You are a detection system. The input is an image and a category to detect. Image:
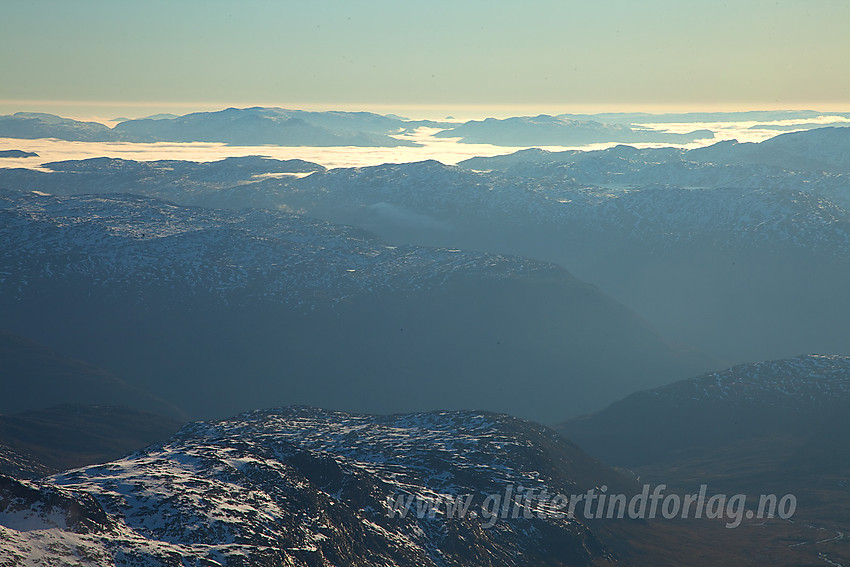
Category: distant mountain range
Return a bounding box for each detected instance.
[9,107,848,150]
[433,114,714,146]
[0,189,714,422]
[0,113,117,142]
[555,109,850,125]
[460,125,850,195]
[111,107,427,146]
[5,126,848,363]
[0,108,434,147]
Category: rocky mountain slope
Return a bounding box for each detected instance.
[0,407,627,566]
[1,405,846,566]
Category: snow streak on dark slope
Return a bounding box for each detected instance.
[0,408,624,566]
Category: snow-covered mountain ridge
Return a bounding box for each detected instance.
[6,141,848,257]
[645,354,850,408]
[0,407,619,566]
[0,189,547,309]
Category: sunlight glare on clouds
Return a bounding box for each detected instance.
[636,115,850,145]
[0,119,799,172]
[4,117,845,172]
[0,130,525,170]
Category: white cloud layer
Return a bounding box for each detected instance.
[1,120,841,172]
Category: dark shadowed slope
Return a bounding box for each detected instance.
[0,330,184,420]
[556,354,850,566]
[0,190,718,422]
[0,405,183,478]
[557,354,850,469]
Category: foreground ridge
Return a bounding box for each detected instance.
[0,407,623,566]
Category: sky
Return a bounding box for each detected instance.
[2,0,850,119]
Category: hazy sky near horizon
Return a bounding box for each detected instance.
[2,0,849,117]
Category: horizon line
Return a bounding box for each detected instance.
[3,99,850,123]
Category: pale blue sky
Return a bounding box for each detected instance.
[2,0,849,117]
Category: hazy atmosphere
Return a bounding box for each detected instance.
[3,0,850,117]
[2,2,850,566]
